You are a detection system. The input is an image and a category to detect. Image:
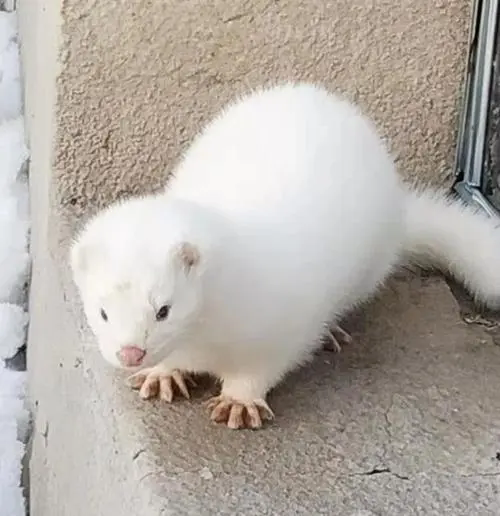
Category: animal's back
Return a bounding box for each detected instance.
[170,83,398,219]
[169,83,405,323]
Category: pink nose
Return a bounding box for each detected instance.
[117,346,146,367]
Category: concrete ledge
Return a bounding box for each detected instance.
[19,0,500,514]
[29,257,500,514]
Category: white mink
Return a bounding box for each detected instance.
[70,82,500,429]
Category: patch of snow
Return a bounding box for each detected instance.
[0,366,28,515]
[0,10,16,49]
[0,11,21,120]
[0,118,29,187]
[0,173,30,303]
[0,9,31,516]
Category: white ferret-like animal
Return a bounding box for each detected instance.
[70,83,500,429]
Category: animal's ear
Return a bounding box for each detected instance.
[175,242,201,274]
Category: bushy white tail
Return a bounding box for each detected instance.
[403,188,500,308]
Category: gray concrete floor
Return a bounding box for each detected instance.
[134,270,500,515]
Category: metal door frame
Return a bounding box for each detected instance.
[454,0,500,218]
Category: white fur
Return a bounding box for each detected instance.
[403,187,500,308]
[70,82,500,404]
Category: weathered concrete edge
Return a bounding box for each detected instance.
[16,2,177,514]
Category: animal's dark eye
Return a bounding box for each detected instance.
[100,308,108,322]
[156,305,170,321]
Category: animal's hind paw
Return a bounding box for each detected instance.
[322,323,353,352]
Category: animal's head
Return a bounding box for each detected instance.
[70,197,209,369]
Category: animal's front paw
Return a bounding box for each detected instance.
[126,367,196,402]
[205,395,274,430]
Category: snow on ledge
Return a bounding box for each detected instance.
[0,8,31,516]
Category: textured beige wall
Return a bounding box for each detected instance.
[19,0,473,514]
[55,0,471,221]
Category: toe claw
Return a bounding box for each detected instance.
[323,323,353,353]
[244,404,262,429]
[255,400,274,421]
[172,370,191,399]
[323,334,342,352]
[139,380,156,399]
[204,396,221,411]
[228,404,245,429]
[159,375,174,402]
[210,399,232,423]
[126,373,147,390]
